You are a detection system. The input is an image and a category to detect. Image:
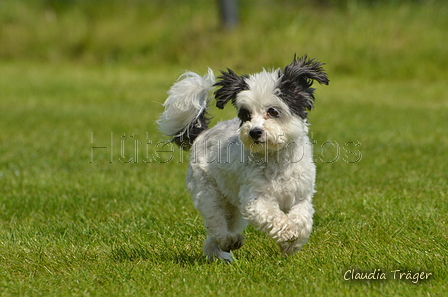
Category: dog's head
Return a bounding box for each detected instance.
[214,55,329,153]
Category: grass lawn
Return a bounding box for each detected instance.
[0,1,447,296]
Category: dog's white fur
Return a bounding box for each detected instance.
[158,56,328,261]
[158,69,215,138]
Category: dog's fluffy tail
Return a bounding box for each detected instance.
[158,69,215,150]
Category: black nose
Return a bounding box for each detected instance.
[249,127,263,140]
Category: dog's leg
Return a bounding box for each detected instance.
[278,198,314,255]
[242,198,300,244]
[225,202,247,250]
[193,188,244,262]
[203,237,234,262]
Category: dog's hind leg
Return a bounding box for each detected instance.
[203,236,233,262]
[224,201,247,251]
[192,186,245,262]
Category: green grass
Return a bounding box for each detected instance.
[1,1,447,296]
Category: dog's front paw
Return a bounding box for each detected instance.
[279,226,299,243]
[215,233,245,252]
[271,219,300,243]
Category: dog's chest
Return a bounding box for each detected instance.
[262,166,301,207]
[216,160,306,209]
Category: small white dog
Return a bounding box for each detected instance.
[158,55,329,262]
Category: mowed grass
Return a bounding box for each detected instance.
[1,1,448,296]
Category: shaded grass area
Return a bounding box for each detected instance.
[1,0,447,79]
[1,1,447,296]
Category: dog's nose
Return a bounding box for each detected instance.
[249,127,263,140]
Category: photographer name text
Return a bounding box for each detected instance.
[343,269,432,284]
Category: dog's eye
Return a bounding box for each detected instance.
[267,108,280,118]
[238,108,251,122]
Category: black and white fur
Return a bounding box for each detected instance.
[158,55,329,261]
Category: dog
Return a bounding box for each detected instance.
[158,55,329,262]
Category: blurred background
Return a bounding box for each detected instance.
[1,0,447,78]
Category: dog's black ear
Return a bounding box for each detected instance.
[283,54,329,87]
[279,55,329,118]
[214,68,249,109]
